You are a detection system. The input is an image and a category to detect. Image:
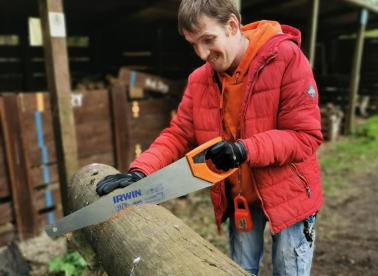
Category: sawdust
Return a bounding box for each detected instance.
[64,231,74,242]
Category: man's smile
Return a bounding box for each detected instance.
[209,54,219,63]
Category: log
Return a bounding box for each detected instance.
[68,163,248,276]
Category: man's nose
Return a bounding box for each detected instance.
[197,46,209,61]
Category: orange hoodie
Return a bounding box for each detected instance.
[217,21,282,207]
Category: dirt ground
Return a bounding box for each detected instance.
[312,172,378,276]
[309,141,378,276]
[259,165,378,276]
[163,141,378,276]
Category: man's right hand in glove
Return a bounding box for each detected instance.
[96,171,146,196]
[205,140,247,171]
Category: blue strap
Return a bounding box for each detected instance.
[130,70,136,87]
[35,111,54,223]
[41,146,49,164]
[48,212,55,225]
[43,166,50,183]
[45,190,53,208]
[35,112,44,147]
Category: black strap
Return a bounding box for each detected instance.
[303,212,317,246]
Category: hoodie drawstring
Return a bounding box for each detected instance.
[235,72,240,84]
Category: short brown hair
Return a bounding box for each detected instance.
[178,0,241,35]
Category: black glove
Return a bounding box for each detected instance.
[205,140,247,171]
[96,171,146,196]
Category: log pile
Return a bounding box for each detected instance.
[67,163,248,276]
[320,103,344,141]
[118,68,186,100]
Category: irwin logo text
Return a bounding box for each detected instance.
[113,189,142,203]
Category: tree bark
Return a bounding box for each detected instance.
[68,163,248,276]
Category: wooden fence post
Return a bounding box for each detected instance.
[307,0,320,69]
[0,94,39,240]
[39,0,78,216]
[345,8,368,134]
[110,84,130,173]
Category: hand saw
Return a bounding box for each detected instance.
[45,137,236,237]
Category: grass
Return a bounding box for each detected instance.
[316,116,378,240]
[319,116,378,198]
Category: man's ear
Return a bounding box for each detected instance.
[229,14,240,35]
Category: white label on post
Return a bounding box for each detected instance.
[29,18,43,46]
[49,12,66,37]
[71,93,83,107]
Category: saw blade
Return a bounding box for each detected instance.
[45,157,212,237]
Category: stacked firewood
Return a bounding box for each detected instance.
[320,103,344,141]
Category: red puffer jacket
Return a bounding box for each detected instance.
[130,25,323,235]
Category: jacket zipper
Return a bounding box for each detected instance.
[235,71,240,84]
[243,53,278,136]
[214,81,225,234]
[242,53,278,237]
[289,163,311,198]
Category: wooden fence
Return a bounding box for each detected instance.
[0,82,181,246]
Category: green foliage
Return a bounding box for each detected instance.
[353,116,378,141]
[48,251,87,276]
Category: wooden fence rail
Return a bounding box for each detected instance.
[0,84,181,247]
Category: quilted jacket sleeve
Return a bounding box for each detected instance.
[129,75,197,176]
[242,41,323,167]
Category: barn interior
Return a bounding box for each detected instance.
[0,0,377,251]
[0,0,377,104]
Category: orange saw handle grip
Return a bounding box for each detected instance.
[186,137,238,183]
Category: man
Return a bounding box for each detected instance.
[96,0,323,275]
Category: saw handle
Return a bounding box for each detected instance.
[186,137,238,183]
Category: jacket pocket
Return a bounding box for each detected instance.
[289,163,311,198]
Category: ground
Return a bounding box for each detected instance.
[161,132,378,276]
[5,119,377,276]
[259,163,378,276]
[311,170,378,276]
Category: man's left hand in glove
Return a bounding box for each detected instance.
[96,171,146,196]
[205,140,248,171]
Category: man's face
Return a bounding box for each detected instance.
[183,15,237,72]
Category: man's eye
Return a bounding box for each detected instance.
[205,38,214,44]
